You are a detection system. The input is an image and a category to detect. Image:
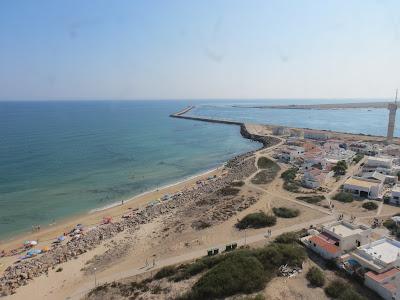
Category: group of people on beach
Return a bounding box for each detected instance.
[31,225,41,232]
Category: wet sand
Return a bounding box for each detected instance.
[0,167,222,254]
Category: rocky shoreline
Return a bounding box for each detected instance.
[0,126,277,297]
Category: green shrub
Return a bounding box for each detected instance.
[173,256,228,282]
[333,160,348,176]
[281,168,298,181]
[338,288,365,300]
[283,181,300,192]
[383,219,396,230]
[296,195,325,204]
[250,158,280,185]
[352,154,364,164]
[188,254,266,299]
[254,242,306,269]
[273,207,300,218]
[382,219,400,239]
[281,168,301,192]
[230,180,245,187]
[257,157,278,169]
[325,280,349,298]
[169,237,307,299]
[274,232,299,244]
[251,169,279,185]
[154,266,176,279]
[362,201,378,210]
[333,192,353,203]
[324,279,365,299]
[306,266,325,287]
[236,212,276,229]
[217,186,240,196]
[243,294,265,300]
[325,259,338,270]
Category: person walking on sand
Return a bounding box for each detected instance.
[152,258,155,267]
[145,258,148,267]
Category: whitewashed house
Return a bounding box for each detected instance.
[304,130,331,140]
[302,221,372,260]
[349,238,400,300]
[343,176,383,199]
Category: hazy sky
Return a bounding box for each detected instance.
[0,0,400,100]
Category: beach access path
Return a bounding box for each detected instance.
[66,213,335,300]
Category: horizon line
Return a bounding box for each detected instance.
[0,97,395,102]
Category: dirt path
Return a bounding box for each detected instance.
[66,214,335,300]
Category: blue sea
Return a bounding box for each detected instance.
[0,99,397,240]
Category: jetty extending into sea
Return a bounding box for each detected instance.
[231,101,395,110]
[170,106,242,126]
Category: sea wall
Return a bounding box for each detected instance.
[239,124,280,148]
[170,106,280,148]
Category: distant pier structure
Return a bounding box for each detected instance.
[386,89,398,144]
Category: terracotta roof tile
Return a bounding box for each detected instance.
[309,235,340,254]
[366,268,400,283]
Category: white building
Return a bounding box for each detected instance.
[361,171,398,184]
[278,146,305,163]
[350,237,400,273]
[302,168,333,189]
[349,142,379,156]
[349,237,400,300]
[302,221,372,260]
[272,126,290,136]
[304,130,331,140]
[343,176,383,199]
[363,156,396,175]
[365,268,400,300]
[366,157,394,169]
[391,186,400,206]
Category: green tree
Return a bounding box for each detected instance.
[333,160,348,176]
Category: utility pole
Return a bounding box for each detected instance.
[93,267,97,287]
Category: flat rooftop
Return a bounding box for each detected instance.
[326,223,363,237]
[367,157,392,163]
[344,177,381,189]
[359,238,400,264]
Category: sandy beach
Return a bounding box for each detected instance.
[0,167,223,254]
[0,122,396,299]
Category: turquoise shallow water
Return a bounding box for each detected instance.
[0,101,259,240]
[190,100,399,137]
[0,99,396,240]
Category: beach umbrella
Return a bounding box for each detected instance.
[30,241,38,246]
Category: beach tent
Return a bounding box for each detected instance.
[57,236,65,241]
[102,217,112,224]
[26,249,41,256]
[24,240,37,247]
